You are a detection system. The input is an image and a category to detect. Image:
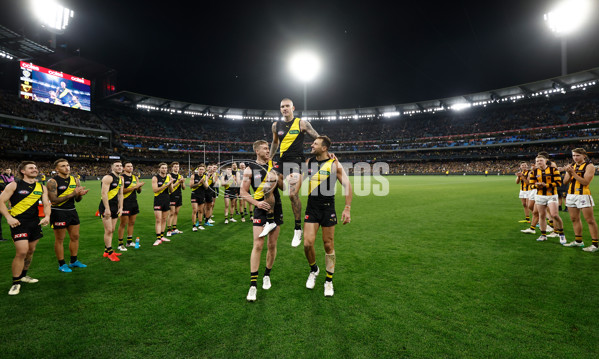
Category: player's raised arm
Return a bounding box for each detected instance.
[301,120,320,140]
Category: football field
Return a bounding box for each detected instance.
[1,175,599,358]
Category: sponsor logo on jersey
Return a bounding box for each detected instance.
[305,215,309,220]
[289,130,300,134]
[54,222,66,226]
[154,206,161,210]
[18,190,29,195]
[33,191,42,195]
[319,170,331,175]
[14,233,28,239]
[122,210,130,214]
[253,218,262,224]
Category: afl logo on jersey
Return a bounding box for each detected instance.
[278,131,285,136]
[18,190,29,195]
[58,186,67,190]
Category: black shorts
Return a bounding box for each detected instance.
[205,190,214,204]
[99,201,119,218]
[170,194,182,207]
[153,198,170,212]
[122,201,140,216]
[304,200,337,227]
[252,201,284,227]
[273,156,304,175]
[50,209,80,229]
[11,219,43,242]
[224,188,236,199]
[191,191,206,204]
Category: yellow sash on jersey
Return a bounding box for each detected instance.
[58,88,70,99]
[154,174,171,197]
[192,174,205,192]
[253,161,274,200]
[309,159,335,194]
[124,175,138,199]
[280,118,301,157]
[107,176,123,200]
[170,174,182,193]
[9,182,43,217]
[207,175,213,186]
[55,176,76,207]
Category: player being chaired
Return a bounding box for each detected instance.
[302,136,352,297]
[241,140,284,302]
[46,159,89,272]
[562,148,599,251]
[270,98,322,247]
[119,162,144,249]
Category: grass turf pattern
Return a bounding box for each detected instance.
[1,175,599,358]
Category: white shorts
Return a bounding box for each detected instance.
[566,194,595,209]
[519,190,530,199]
[528,189,537,201]
[535,194,558,206]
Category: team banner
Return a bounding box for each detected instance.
[19,61,91,111]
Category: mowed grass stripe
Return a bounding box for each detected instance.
[1,175,598,358]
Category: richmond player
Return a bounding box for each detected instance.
[302,136,352,297]
[118,162,144,249]
[152,163,174,246]
[0,161,51,296]
[190,164,209,231]
[167,162,185,236]
[270,98,321,247]
[241,140,284,302]
[46,159,89,272]
[99,160,124,261]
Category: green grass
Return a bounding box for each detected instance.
[1,175,599,358]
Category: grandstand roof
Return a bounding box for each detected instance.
[101,67,599,120]
[0,24,53,61]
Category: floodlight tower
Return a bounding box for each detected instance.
[289,51,321,111]
[30,0,75,48]
[544,0,592,76]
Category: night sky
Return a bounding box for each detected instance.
[2,0,599,110]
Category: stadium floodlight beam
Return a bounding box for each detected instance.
[31,0,74,34]
[289,51,321,111]
[544,0,593,76]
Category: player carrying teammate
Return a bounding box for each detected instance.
[241,140,284,302]
[46,159,89,272]
[99,160,124,261]
[0,161,51,295]
[302,136,352,297]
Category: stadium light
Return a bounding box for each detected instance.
[31,0,74,33]
[544,0,593,76]
[289,51,321,111]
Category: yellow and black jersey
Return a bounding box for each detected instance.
[101,173,122,205]
[530,167,562,196]
[520,170,530,191]
[123,174,139,202]
[248,161,280,202]
[9,180,43,221]
[154,174,171,200]
[568,162,592,195]
[169,173,183,195]
[307,158,337,203]
[276,118,304,160]
[52,175,77,209]
[191,174,206,193]
[58,87,73,104]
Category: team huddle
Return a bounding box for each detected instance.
[516,149,598,251]
[0,98,353,301]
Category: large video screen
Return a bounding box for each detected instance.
[19,61,91,111]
